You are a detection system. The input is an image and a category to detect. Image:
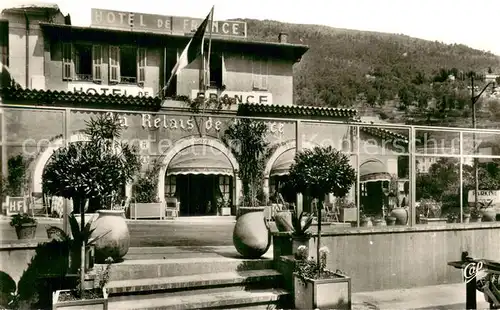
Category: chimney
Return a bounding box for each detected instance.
[278,32,288,44]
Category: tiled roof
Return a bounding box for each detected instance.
[353,119,409,144]
[1,87,162,110]
[238,103,358,118]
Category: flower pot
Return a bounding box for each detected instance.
[462,214,470,224]
[481,208,497,222]
[360,218,372,227]
[274,210,293,232]
[52,288,108,310]
[292,236,310,258]
[15,223,37,240]
[373,219,384,226]
[390,208,408,225]
[294,272,351,310]
[233,207,271,259]
[90,210,130,263]
[385,216,396,226]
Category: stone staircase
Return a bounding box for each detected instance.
[103,246,291,309]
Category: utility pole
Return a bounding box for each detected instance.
[470,73,494,209]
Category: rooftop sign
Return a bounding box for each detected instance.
[90,8,247,38]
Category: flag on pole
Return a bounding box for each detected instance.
[161,7,214,96]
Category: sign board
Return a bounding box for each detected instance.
[68,83,154,97]
[91,8,247,38]
[191,90,273,105]
[5,197,28,216]
[468,190,500,208]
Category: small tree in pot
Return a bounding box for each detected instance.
[287,146,356,275]
[42,113,140,297]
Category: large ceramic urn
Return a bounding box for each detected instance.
[233,207,271,259]
[91,210,130,263]
[390,207,408,225]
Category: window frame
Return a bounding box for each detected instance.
[251,56,269,91]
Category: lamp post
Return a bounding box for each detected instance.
[470,74,494,208]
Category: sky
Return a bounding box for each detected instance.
[2,0,500,55]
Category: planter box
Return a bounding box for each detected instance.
[420,217,448,225]
[272,233,293,260]
[340,208,358,222]
[52,288,108,310]
[130,202,164,219]
[221,207,231,216]
[294,272,351,310]
[15,223,37,240]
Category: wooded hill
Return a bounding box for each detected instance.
[240,18,500,127]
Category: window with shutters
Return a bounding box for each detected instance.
[62,43,73,81]
[92,45,103,82]
[109,46,120,83]
[74,44,92,81]
[137,48,146,85]
[252,57,269,90]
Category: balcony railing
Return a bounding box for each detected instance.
[121,76,137,84]
[75,74,93,82]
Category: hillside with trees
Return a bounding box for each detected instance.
[240,19,500,127]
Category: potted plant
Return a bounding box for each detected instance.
[10,213,37,240]
[131,163,163,219]
[216,196,231,216]
[287,146,356,309]
[46,214,110,273]
[372,215,385,226]
[52,257,113,310]
[446,212,459,223]
[42,113,140,296]
[417,198,445,224]
[224,118,271,259]
[470,206,483,222]
[294,245,351,309]
[462,207,471,223]
[478,199,497,222]
[385,215,396,226]
[337,198,357,222]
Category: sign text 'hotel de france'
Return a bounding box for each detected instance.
[91,8,247,38]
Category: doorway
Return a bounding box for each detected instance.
[175,175,233,216]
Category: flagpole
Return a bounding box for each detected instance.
[206,6,214,90]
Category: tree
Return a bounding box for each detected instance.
[223,119,270,207]
[287,146,356,276]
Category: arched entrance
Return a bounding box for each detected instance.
[359,159,392,216]
[264,140,318,210]
[30,132,132,213]
[157,137,240,216]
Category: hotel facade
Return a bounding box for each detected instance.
[0,4,420,218]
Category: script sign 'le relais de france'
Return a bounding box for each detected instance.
[91,8,247,38]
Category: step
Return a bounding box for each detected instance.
[106,269,282,294]
[108,287,291,310]
[107,257,274,281]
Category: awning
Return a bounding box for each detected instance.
[167,145,234,176]
[270,149,295,176]
[359,159,391,182]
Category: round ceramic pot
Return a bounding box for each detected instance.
[233,207,271,259]
[360,218,372,227]
[481,208,497,222]
[390,208,408,225]
[385,216,396,226]
[91,210,130,263]
[274,210,293,232]
[462,214,470,224]
[373,219,384,227]
[15,224,37,240]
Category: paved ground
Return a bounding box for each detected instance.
[0,217,235,246]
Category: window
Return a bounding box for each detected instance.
[120,47,137,84]
[208,53,224,89]
[110,46,147,85]
[165,176,177,198]
[62,43,102,82]
[218,176,232,202]
[62,43,72,81]
[74,44,92,81]
[252,57,269,90]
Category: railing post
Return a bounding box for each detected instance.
[295,120,303,214]
[409,126,416,226]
